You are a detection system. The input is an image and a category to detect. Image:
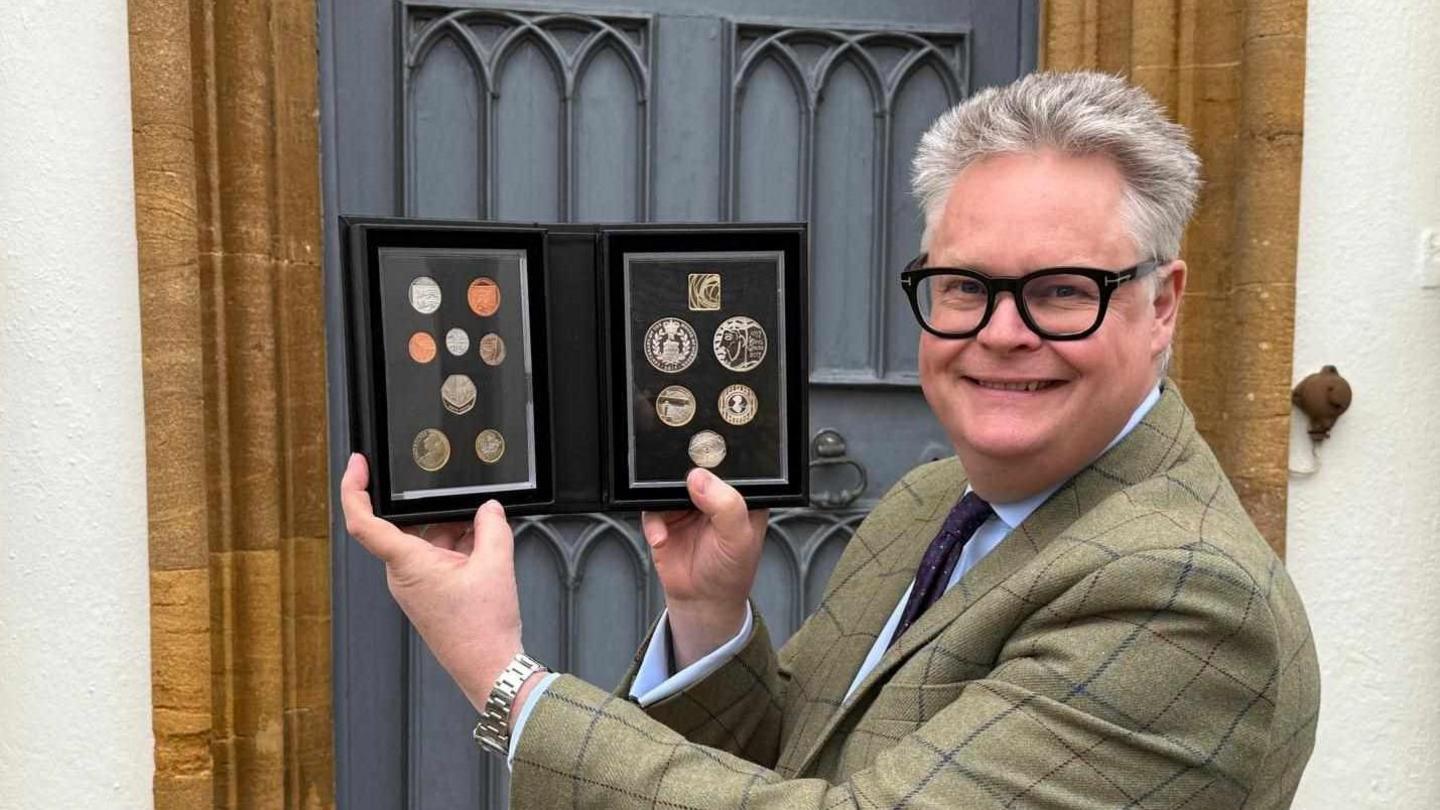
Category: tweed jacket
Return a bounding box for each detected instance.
[511,385,1320,808]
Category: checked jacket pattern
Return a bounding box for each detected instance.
[511,384,1320,808]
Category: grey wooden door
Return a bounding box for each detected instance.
[320,1,1035,806]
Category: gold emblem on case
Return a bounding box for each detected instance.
[412,428,451,472]
[441,374,477,415]
[475,429,506,464]
[687,273,721,311]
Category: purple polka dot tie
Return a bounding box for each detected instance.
[887,491,994,650]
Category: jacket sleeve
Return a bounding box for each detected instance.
[509,548,1283,809]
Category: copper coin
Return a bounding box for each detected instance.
[475,429,506,464]
[478,332,506,366]
[412,428,451,472]
[408,331,437,364]
[468,277,500,317]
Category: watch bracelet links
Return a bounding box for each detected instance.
[472,651,547,756]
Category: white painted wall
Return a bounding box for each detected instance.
[1287,1,1440,807]
[0,2,155,809]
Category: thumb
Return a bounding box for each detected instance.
[467,499,514,566]
[686,468,753,543]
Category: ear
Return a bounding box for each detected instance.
[1150,260,1186,356]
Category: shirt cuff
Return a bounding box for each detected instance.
[506,671,560,767]
[628,603,754,706]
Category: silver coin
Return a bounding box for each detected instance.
[478,332,506,366]
[688,273,721,311]
[687,429,727,469]
[409,276,442,314]
[440,374,477,415]
[712,316,767,372]
[475,429,505,464]
[644,317,699,373]
[412,428,451,472]
[718,383,758,426]
[655,385,696,427]
[445,327,470,356]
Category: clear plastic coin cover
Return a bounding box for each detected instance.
[622,251,788,487]
[378,246,537,499]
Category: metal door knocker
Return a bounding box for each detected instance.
[808,428,868,508]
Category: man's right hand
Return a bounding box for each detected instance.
[640,468,768,669]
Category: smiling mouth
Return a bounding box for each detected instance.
[966,377,1065,392]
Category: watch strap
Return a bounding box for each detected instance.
[472,652,546,756]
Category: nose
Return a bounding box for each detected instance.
[975,292,1042,350]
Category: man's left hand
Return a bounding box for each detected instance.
[340,453,523,712]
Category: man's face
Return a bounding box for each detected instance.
[918,149,1185,500]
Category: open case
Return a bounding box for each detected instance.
[342,217,807,524]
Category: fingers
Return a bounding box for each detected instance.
[685,468,754,543]
[341,453,420,563]
[467,500,513,568]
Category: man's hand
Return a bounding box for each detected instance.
[340,453,532,716]
[641,468,768,668]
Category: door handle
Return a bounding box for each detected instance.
[808,428,868,509]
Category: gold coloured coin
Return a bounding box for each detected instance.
[445,327,470,356]
[409,276,442,314]
[713,316,767,372]
[687,430,727,469]
[655,385,696,427]
[688,273,721,311]
[412,428,451,472]
[475,429,506,464]
[440,374,477,415]
[644,317,699,373]
[718,384,758,426]
[468,277,500,317]
[478,332,506,366]
[408,331,437,364]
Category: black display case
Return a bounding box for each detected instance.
[342,217,807,523]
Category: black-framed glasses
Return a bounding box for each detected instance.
[899,255,1165,340]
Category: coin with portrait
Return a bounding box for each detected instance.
[445,327,470,356]
[412,428,451,472]
[408,331,437,364]
[475,429,506,464]
[718,383,758,426]
[468,277,500,317]
[655,385,696,427]
[440,374,477,415]
[409,276,442,314]
[687,429,727,469]
[644,317,698,373]
[713,316,767,372]
[478,332,506,366]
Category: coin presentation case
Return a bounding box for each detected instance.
[342,217,807,524]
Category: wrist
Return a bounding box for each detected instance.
[507,668,548,728]
[666,598,748,669]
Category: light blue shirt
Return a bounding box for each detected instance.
[509,385,1163,763]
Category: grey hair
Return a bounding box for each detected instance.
[911,71,1202,262]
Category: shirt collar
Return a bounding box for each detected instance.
[974,383,1164,529]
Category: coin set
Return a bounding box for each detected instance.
[403,275,510,472]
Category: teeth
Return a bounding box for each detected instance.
[976,379,1050,391]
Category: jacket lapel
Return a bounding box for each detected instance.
[790,384,1196,776]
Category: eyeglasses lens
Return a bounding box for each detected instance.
[916,272,1103,337]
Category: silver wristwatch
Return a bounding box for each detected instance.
[472,652,547,756]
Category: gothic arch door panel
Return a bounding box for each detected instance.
[320,2,1036,806]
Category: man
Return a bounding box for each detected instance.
[342,71,1319,807]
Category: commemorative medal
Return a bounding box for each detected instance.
[718,384,758,426]
[687,273,721,311]
[713,316,767,372]
[655,385,696,427]
[408,331,437,364]
[644,317,699,373]
[409,276,442,314]
[412,428,451,472]
[687,430,727,469]
[445,327,470,356]
[440,374,477,415]
[478,332,506,366]
[468,277,500,317]
[475,429,506,464]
